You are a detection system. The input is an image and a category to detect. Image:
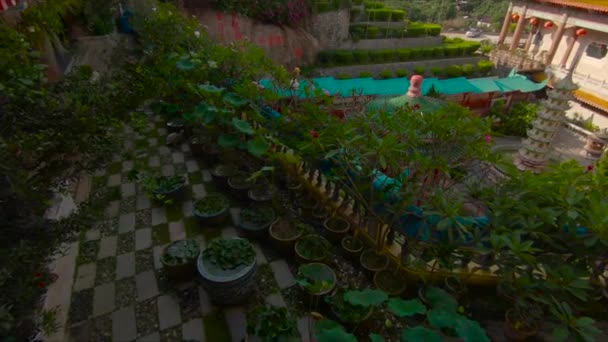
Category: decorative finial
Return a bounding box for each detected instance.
[407,75,423,98]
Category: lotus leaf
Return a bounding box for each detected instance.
[402,326,444,342]
[344,289,388,307]
[388,298,427,317]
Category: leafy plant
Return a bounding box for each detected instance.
[490,102,537,137]
[202,238,255,270]
[162,240,200,266]
[295,235,331,260]
[194,194,229,216]
[550,299,600,342]
[246,305,299,341]
[240,206,276,227]
[297,263,335,294]
[129,171,184,204]
[387,298,427,317]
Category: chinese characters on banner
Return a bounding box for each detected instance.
[215,12,303,59]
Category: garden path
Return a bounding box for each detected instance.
[64,111,309,342]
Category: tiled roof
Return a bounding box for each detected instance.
[538,0,608,13]
[575,89,608,113]
[260,73,547,99]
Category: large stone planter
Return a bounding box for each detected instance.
[197,241,257,305]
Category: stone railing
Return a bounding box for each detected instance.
[490,48,545,71]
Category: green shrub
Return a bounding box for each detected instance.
[352,0,364,3]
[337,73,351,80]
[359,71,373,78]
[379,69,393,79]
[409,48,421,59]
[431,67,444,77]
[364,1,384,9]
[367,26,379,38]
[461,64,475,76]
[395,69,409,77]
[420,48,434,57]
[397,49,411,60]
[368,50,385,63]
[315,1,331,12]
[366,9,406,21]
[445,65,463,78]
[413,66,426,75]
[378,49,396,62]
[333,50,354,65]
[352,50,370,63]
[464,42,482,54]
[478,60,495,75]
[405,22,442,37]
[490,102,537,137]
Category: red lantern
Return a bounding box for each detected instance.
[511,13,520,22]
[576,28,587,37]
[529,17,539,26]
[544,21,554,29]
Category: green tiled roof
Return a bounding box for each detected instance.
[259,72,546,99]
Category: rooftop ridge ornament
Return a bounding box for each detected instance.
[407,75,423,98]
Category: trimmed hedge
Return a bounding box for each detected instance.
[413,66,426,75]
[350,22,441,39]
[366,9,406,21]
[461,64,475,76]
[359,71,373,78]
[317,41,482,66]
[364,1,384,9]
[314,0,350,13]
[431,67,444,77]
[396,69,409,77]
[478,60,495,75]
[379,69,393,79]
[445,65,463,77]
[337,73,351,80]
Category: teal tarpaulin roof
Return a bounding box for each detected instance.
[260,72,546,98]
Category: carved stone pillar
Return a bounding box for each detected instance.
[545,13,569,65]
[498,2,514,45]
[509,6,528,51]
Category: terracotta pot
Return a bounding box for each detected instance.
[269,219,303,255]
[323,217,350,243]
[341,236,364,261]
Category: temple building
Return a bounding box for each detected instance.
[491,0,608,113]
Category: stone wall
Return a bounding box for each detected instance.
[308,9,351,49]
[315,56,487,77]
[339,36,444,50]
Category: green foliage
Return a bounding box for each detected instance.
[445,65,463,78]
[402,326,443,342]
[461,64,475,76]
[489,102,537,137]
[83,0,117,35]
[240,206,276,227]
[569,113,600,132]
[366,8,406,22]
[295,235,331,260]
[413,66,426,75]
[364,1,385,9]
[337,73,352,80]
[430,67,444,77]
[350,22,441,39]
[162,240,200,265]
[388,298,427,317]
[379,69,393,79]
[477,60,495,75]
[194,194,229,216]
[359,71,374,78]
[215,0,312,26]
[203,238,255,270]
[395,69,409,77]
[317,41,481,66]
[247,305,299,340]
[297,263,335,294]
[550,299,600,342]
[344,289,388,307]
[314,320,358,342]
[18,0,83,46]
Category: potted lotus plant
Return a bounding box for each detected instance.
[297,263,337,297]
[323,216,350,243]
[193,193,230,226]
[295,235,332,264]
[129,170,185,205]
[238,206,276,238]
[227,171,254,201]
[161,239,200,280]
[211,164,237,188]
[341,236,364,261]
[198,238,257,305]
